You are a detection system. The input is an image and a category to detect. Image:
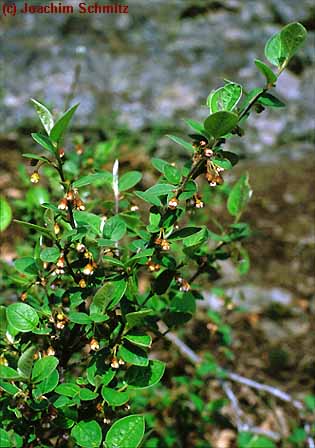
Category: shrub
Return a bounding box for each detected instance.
[0,23,311,448]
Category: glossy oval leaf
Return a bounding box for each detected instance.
[204,111,238,138]
[6,303,39,333]
[33,369,59,399]
[93,279,127,312]
[118,344,149,367]
[71,420,102,448]
[101,386,129,406]
[50,103,79,144]
[227,173,252,217]
[254,59,277,85]
[124,334,152,348]
[17,345,37,378]
[265,22,307,67]
[208,83,242,113]
[119,171,142,192]
[0,366,20,380]
[31,99,54,135]
[13,257,38,276]
[40,247,60,263]
[166,135,195,153]
[126,360,165,389]
[104,415,145,448]
[32,356,59,383]
[31,132,56,154]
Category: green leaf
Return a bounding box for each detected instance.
[104,415,145,448]
[304,394,315,411]
[227,173,252,217]
[204,111,238,138]
[185,119,208,136]
[126,360,165,389]
[183,227,207,247]
[13,257,38,276]
[56,382,81,397]
[40,247,60,263]
[0,429,10,448]
[31,99,54,135]
[6,303,39,333]
[50,103,79,144]
[79,388,98,401]
[151,158,170,174]
[254,59,277,85]
[178,180,197,201]
[73,211,102,235]
[258,93,285,108]
[22,153,50,163]
[118,344,149,367]
[17,345,37,378]
[212,158,233,170]
[248,436,276,448]
[0,365,20,380]
[169,226,203,241]
[119,171,142,191]
[125,310,153,330]
[14,220,53,239]
[265,22,307,68]
[207,83,242,113]
[32,356,59,383]
[101,386,129,406]
[124,334,152,348]
[72,172,112,188]
[31,132,56,154]
[92,279,127,312]
[0,306,7,336]
[33,369,59,399]
[144,183,176,197]
[164,165,181,184]
[71,420,102,448]
[0,380,20,395]
[103,216,126,241]
[166,135,195,153]
[68,312,92,325]
[0,196,12,232]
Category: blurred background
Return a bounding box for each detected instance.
[0,0,314,445]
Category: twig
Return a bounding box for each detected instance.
[112,159,120,255]
[64,63,81,111]
[225,371,304,411]
[159,322,312,443]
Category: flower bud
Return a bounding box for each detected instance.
[58,198,68,210]
[204,148,214,157]
[75,198,85,211]
[79,279,87,288]
[30,172,40,183]
[54,223,60,235]
[161,239,170,251]
[76,243,86,253]
[168,197,179,210]
[90,338,99,351]
[66,190,74,201]
[20,292,27,302]
[110,358,120,369]
[46,347,55,356]
[83,263,94,276]
[59,148,65,158]
[195,199,204,209]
